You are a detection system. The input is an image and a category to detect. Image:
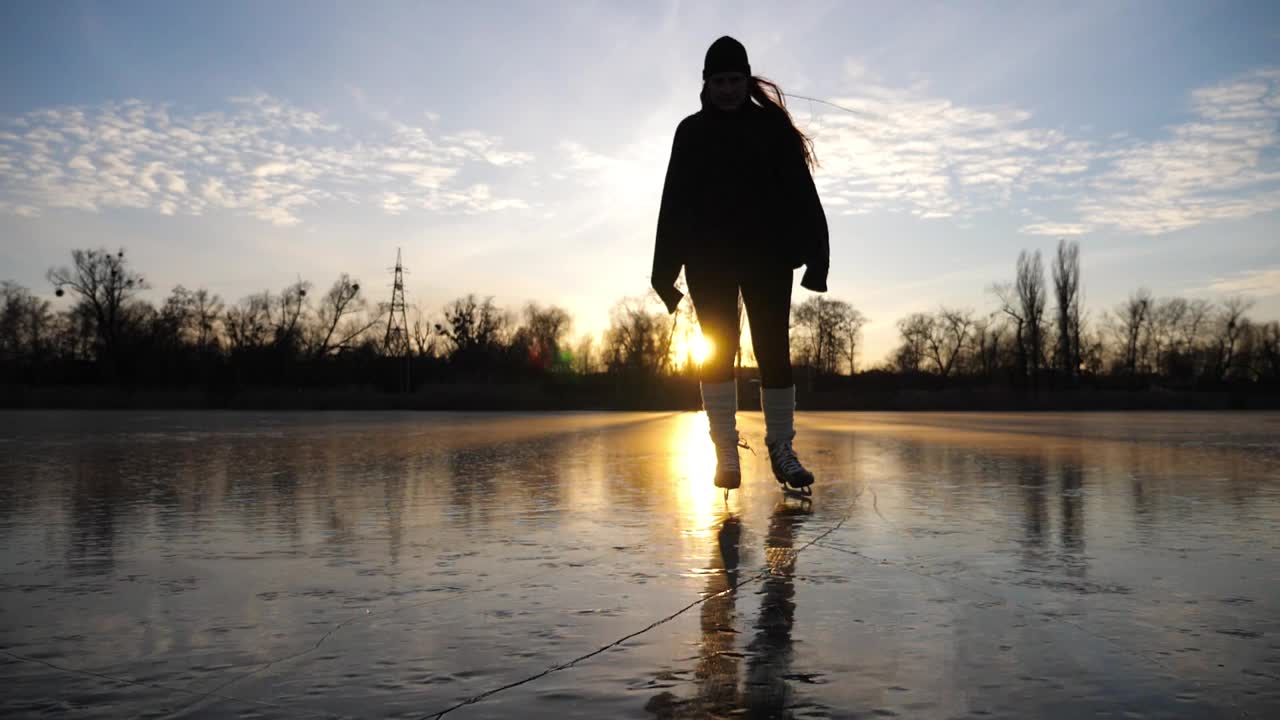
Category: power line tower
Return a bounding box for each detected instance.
[383,248,411,391]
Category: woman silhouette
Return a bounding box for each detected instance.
[652,36,829,494]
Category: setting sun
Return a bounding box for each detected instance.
[690,332,713,366]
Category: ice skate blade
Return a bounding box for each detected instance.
[781,485,813,500]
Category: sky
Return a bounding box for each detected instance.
[2,0,1279,365]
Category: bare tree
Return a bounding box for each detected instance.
[409,307,441,357]
[990,250,1048,387]
[1211,297,1254,381]
[603,295,673,373]
[1051,239,1081,380]
[1256,321,1280,382]
[841,307,868,374]
[225,291,273,352]
[572,332,598,375]
[1017,250,1047,387]
[272,280,311,352]
[47,248,149,362]
[991,283,1026,381]
[157,286,195,349]
[792,296,859,375]
[190,289,224,351]
[894,308,972,380]
[154,286,223,352]
[1079,324,1106,376]
[59,300,98,361]
[969,315,1006,378]
[932,307,973,380]
[1147,297,1186,376]
[435,294,509,359]
[0,282,53,362]
[310,274,378,359]
[1112,289,1152,376]
[894,312,931,373]
[516,302,573,370]
[1180,299,1212,348]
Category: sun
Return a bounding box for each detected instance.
[690,332,713,366]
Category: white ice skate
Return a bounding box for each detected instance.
[762,385,814,499]
[702,380,741,497]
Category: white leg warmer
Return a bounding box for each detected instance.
[760,385,797,446]
[700,380,740,471]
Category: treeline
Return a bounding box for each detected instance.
[886,240,1279,390]
[0,243,1276,409]
[0,248,581,391]
[0,247,863,391]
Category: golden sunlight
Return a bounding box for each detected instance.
[674,327,715,370]
[670,412,722,534]
[690,331,713,366]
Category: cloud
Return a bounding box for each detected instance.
[773,65,1280,237]
[560,141,616,172]
[794,83,1088,222]
[1200,266,1280,297]
[6,67,1278,239]
[1073,69,1280,235]
[0,201,40,218]
[554,136,669,221]
[446,130,534,167]
[1020,222,1089,236]
[0,96,532,225]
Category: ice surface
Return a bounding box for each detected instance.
[1,410,1278,718]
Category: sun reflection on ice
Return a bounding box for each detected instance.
[669,411,723,538]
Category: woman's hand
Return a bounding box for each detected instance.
[800,265,827,293]
[656,285,684,314]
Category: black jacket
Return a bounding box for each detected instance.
[651,100,829,310]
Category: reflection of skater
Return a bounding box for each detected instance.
[676,506,811,718]
[744,502,809,715]
[691,515,743,714]
[652,36,829,494]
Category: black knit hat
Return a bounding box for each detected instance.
[702,36,750,80]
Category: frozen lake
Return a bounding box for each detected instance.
[2,410,1278,719]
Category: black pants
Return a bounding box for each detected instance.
[687,265,794,388]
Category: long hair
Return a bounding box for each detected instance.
[750,77,818,171]
[699,76,819,171]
